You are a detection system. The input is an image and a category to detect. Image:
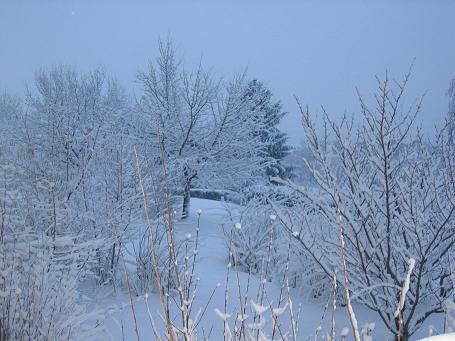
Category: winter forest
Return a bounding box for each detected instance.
[1,2,454,341]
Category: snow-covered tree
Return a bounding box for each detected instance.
[137,40,271,218]
[282,141,318,186]
[274,73,455,340]
[0,92,22,159]
[22,66,133,281]
[224,196,285,277]
[0,154,103,340]
[242,79,292,182]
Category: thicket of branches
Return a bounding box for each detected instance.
[271,73,455,340]
[0,40,291,339]
[137,40,290,219]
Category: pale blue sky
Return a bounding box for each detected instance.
[1,0,454,144]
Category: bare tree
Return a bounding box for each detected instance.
[274,73,455,340]
[23,66,132,281]
[138,39,270,218]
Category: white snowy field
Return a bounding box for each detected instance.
[83,198,446,340]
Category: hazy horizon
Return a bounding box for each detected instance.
[1,0,454,144]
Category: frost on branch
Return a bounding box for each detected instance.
[275,73,455,339]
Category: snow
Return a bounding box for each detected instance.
[394,258,416,318]
[340,327,349,337]
[418,334,455,341]
[1,2,453,335]
[214,308,231,322]
[250,300,269,315]
[93,198,446,340]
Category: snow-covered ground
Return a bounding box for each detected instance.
[85,198,446,340]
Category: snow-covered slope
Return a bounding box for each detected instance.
[418,334,455,341]
[92,198,447,340]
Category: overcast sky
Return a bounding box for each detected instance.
[1,0,454,144]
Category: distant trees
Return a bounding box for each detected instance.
[138,40,280,218]
[282,141,317,187]
[274,73,455,340]
[0,93,22,158]
[447,77,455,145]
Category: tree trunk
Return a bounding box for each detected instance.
[394,332,410,341]
[182,179,191,219]
[394,316,410,341]
[110,242,116,273]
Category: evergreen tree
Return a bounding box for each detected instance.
[242,79,292,182]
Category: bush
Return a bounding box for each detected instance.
[224,198,286,279]
[0,232,102,341]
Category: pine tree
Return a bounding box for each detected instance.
[242,79,292,182]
